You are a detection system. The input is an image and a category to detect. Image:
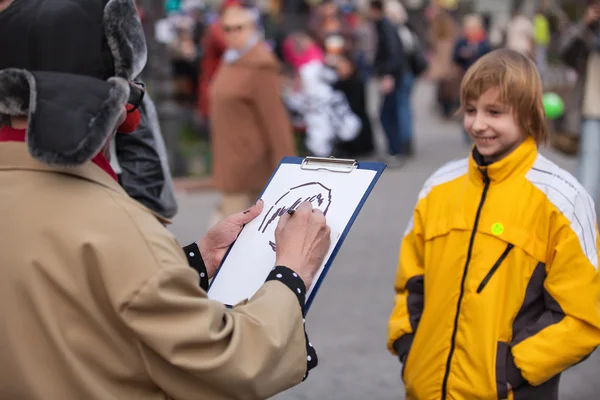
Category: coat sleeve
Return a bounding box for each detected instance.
[387,198,426,362]
[508,193,600,388]
[120,264,312,400]
[182,242,210,291]
[253,67,297,167]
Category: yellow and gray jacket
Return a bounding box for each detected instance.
[388,137,600,400]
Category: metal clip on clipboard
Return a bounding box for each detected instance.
[300,156,358,173]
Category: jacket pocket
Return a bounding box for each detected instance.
[496,341,509,400]
[477,243,514,293]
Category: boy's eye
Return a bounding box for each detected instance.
[488,109,503,116]
[465,107,476,114]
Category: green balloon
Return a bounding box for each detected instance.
[543,92,565,120]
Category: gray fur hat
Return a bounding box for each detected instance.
[0,0,147,165]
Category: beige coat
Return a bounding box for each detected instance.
[426,38,460,81]
[210,42,296,193]
[0,142,307,399]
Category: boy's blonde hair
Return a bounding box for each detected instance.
[460,49,548,145]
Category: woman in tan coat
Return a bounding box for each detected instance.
[426,7,461,119]
[210,2,296,226]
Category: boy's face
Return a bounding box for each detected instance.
[464,87,524,163]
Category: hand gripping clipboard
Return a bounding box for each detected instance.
[207,156,386,312]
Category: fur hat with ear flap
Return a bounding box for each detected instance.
[0,0,147,166]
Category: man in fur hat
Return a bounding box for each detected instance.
[0,0,330,398]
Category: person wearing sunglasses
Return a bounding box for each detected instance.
[208,1,297,228]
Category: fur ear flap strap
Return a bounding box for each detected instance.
[0,68,130,166]
[104,0,147,80]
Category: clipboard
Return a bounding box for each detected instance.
[207,156,386,312]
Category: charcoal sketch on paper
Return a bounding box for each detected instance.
[258,182,332,251]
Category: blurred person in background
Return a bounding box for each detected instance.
[318,1,375,159]
[184,0,207,48]
[168,15,200,105]
[560,0,600,205]
[279,0,312,34]
[427,6,460,119]
[209,1,296,228]
[308,0,340,44]
[196,2,228,123]
[453,14,491,73]
[385,0,419,157]
[453,13,491,143]
[348,3,377,83]
[183,0,207,106]
[534,6,551,83]
[282,31,361,157]
[369,0,406,166]
[284,32,361,157]
[505,5,535,59]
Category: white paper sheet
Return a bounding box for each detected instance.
[207,163,378,306]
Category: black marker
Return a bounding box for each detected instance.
[287,209,295,216]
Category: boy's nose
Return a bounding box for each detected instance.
[471,114,487,133]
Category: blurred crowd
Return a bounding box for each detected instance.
[140,0,600,217]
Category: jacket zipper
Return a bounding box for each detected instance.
[476,243,514,294]
[440,168,490,400]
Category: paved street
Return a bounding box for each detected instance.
[168,81,599,399]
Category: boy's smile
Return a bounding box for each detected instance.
[464,87,524,164]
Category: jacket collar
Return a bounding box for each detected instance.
[0,141,127,195]
[0,141,173,224]
[0,125,119,181]
[468,136,538,185]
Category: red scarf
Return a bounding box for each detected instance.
[0,125,118,182]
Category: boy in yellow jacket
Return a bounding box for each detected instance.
[388,48,600,400]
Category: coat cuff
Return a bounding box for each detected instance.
[182,242,209,291]
[266,266,318,381]
[393,334,414,363]
[506,348,527,389]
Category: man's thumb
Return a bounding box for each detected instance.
[237,199,264,224]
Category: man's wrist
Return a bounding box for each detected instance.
[196,239,215,278]
[267,266,308,308]
[275,260,312,288]
[183,242,210,290]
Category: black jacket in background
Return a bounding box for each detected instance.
[373,17,405,79]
